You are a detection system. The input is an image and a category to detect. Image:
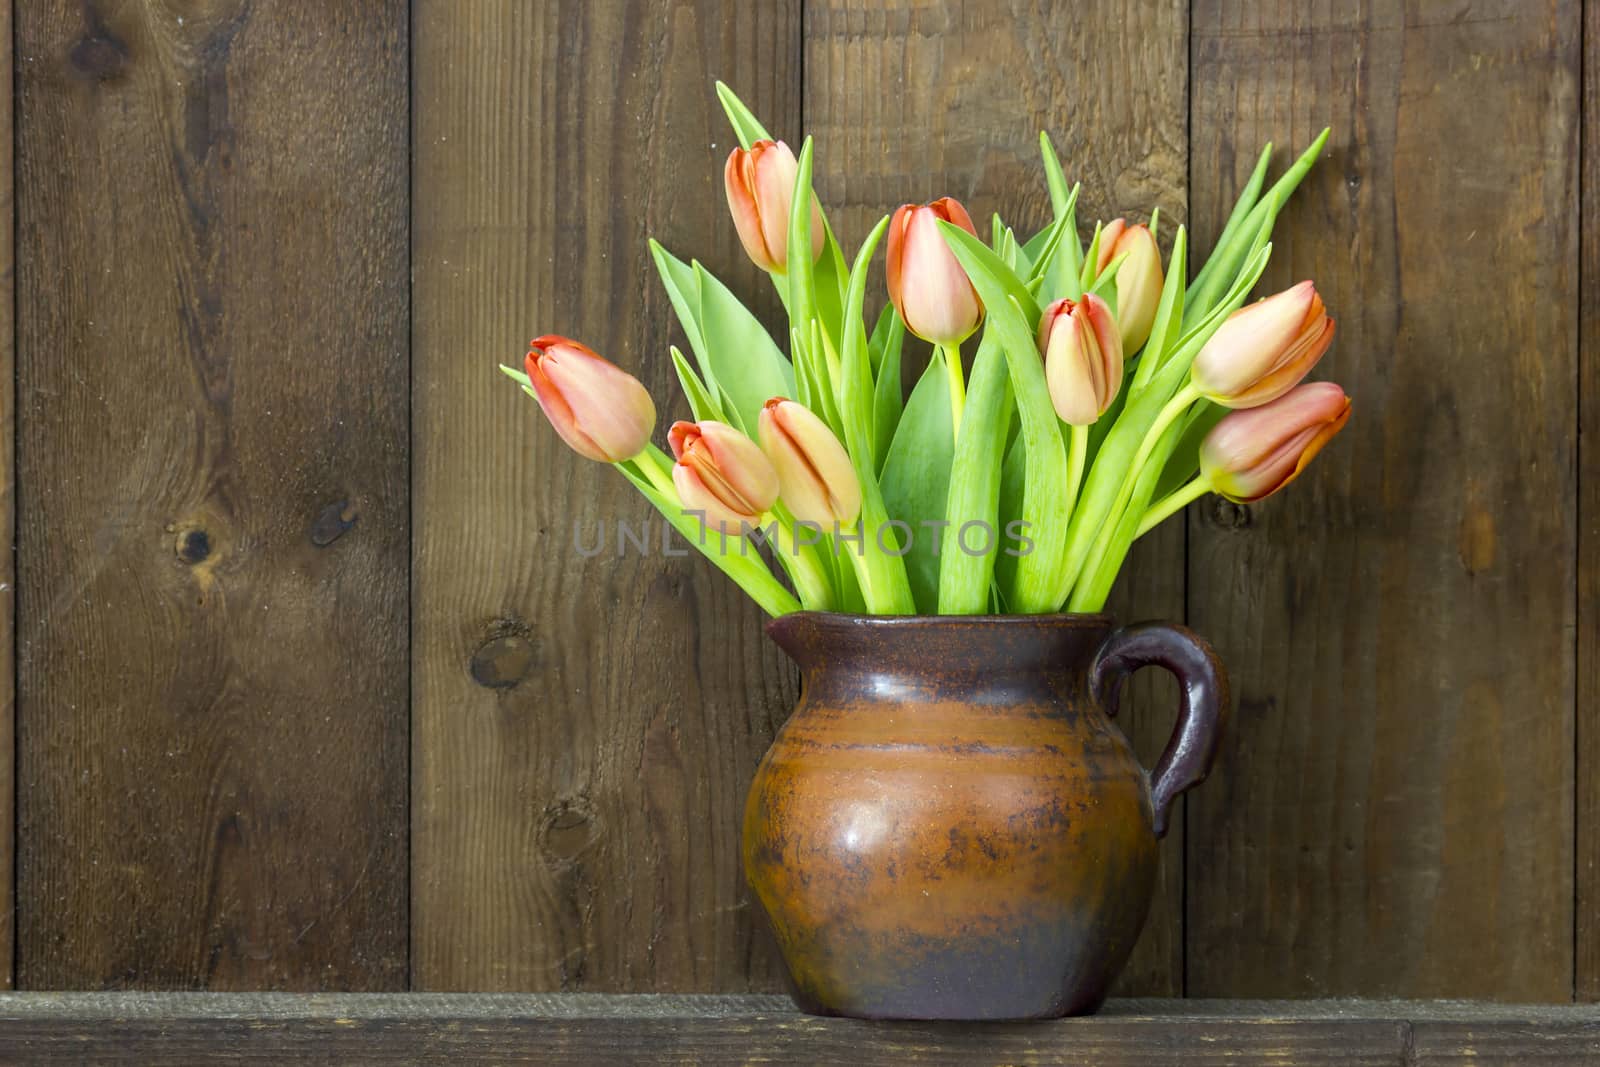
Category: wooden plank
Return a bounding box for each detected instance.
[410,2,802,990]
[1579,0,1600,1003]
[803,0,1189,996]
[0,0,16,993]
[1186,1,1580,997]
[14,2,410,987]
[0,993,1532,1066]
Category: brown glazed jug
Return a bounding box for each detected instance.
[743,612,1227,1020]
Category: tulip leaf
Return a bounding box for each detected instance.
[935,221,1041,324]
[991,213,1006,254]
[714,80,774,151]
[868,302,899,375]
[944,219,1070,613]
[838,214,916,615]
[498,363,531,388]
[881,351,955,614]
[1128,225,1188,394]
[1035,182,1083,302]
[1080,221,1105,291]
[1000,228,1023,274]
[1188,141,1272,299]
[994,434,1027,596]
[670,345,727,424]
[694,261,794,434]
[786,138,818,341]
[1040,131,1072,219]
[872,312,906,475]
[938,330,1013,614]
[649,240,716,394]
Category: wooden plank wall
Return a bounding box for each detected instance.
[0,0,1593,1000]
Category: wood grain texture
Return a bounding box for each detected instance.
[0,993,1594,1065]
[410,1,801,991]
[802,0,1189,995]
[1185,0,1579,998]
[14,2,410,988]
[1579,0,1600,1003]
[0,0,16,993]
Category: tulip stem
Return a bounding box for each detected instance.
[1064,424,1088,521]
[1136,477,1212,539]
[637,444,680,497]
[766,510,835,611]
[941,343,967,438]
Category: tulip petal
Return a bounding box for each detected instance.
[1192,280,1319,400]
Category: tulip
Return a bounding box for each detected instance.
[523,335,656,462]
[886,197,984,346]
[1095,219,1163,352]
[668,419,780,535]
[1200,382,1352,503]
[758,398,862,527]
[1038,294,1124,426]
[724,140,824,274]
[1191,280,1336,408]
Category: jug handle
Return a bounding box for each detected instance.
[1089,622,1229,838]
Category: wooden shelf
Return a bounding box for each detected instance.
[0,993,1593,1064]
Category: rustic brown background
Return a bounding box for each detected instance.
[0,0,1587,1000]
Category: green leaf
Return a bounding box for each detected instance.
[1040,131,1072,218]
[694,261,794,434]
[881,351,955,614]
[868,302,898,375]
[938,331,1013,614]
[872,313,906,474]
[715,80,774,151]
[786,137,818,337]
[649,240,715,392]
[1189,141,1272,298]
[670,346,727,424]
[499,364,532,388]
[991,213,1006,254]
[1128,225,1188,393]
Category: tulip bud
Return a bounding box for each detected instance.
[523,335,656,462]
[1192,280,1336,409]
[886,198,985,346]
[724,140,824,275]
[668,420,780,535]
[1095,219,1163,352]
[1038,294,1123,426]
[1200,382,1351,503]
[758,398,862,527]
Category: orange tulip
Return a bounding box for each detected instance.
[1200,382,1351,503]
[758,398,862,527]
[724,140,824,274]
[1191,280,1336,408]
[669,420,780,534]
[886,198,984,346]
[1038,294,1123,426]
[523,335,655,462]
[1095,219,1163,352]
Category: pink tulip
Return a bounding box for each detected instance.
[758,398,862,527]
[1095,219,1163,352]
[669,420,780,534]
[1200,382,1351,503]
[1038,294,1123,426]
[523,335,656,462]
[724,140,824,274]
[1191,281,1336,408]
[886,198,984,346]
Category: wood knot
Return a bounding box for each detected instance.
[176,528,211,565]
[469,634,536,689]
[540,798,597,862]
[1207,497,1252,529]
[68,34,129,81]
[310,500,358,547]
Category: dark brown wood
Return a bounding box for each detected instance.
[803,0,1190,998]
[1579,0,1600,1003]
[410,1,802,991]
[0,0,16,993]
[1186,1,1580,997]
[14,2,409,987]
[16,993,1596,1065]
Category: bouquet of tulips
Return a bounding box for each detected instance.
[503,84,1350,618]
